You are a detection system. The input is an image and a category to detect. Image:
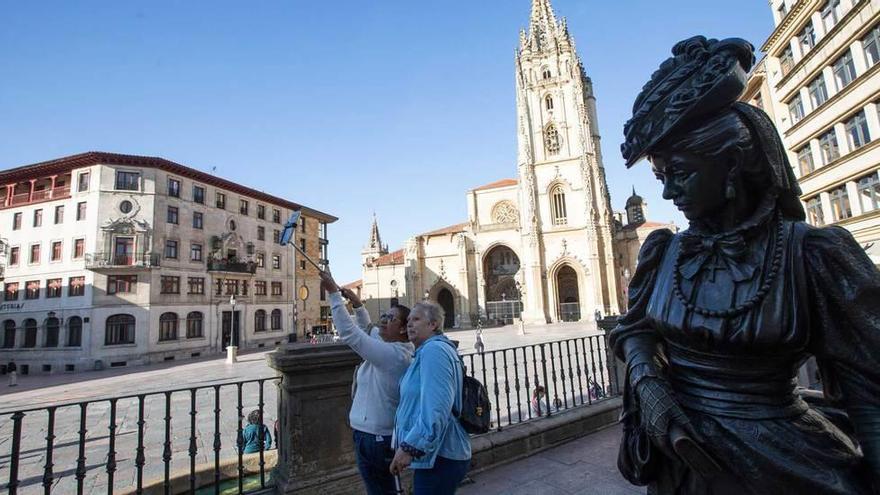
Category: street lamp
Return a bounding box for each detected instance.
[226,294,238,364]
[514,280,526,335]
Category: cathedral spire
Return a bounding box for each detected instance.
[525,0,561,52]
[362,213,388,265]
[368,212,383,251]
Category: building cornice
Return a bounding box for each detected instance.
[798,140,880,192]
[775,0,874,91]
[742,66,767,100]
[0,152,337,222]
[762,0,820,53]
[784,73,880,147]
[833,206,880,228]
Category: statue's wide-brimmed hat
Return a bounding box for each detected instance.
[621,36,755,167]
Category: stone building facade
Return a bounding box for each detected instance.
[612,191,677,314]
[743,0,880,265]
[355,0,671,327]
[0,152,335,374]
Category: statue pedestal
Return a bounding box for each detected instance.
[267,343,362,494]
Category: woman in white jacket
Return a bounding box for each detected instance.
[320,271,414,495]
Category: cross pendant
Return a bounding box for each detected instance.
[705,255,726,283]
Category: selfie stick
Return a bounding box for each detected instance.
[281,211,325,272]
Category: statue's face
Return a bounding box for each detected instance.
[650,151,729,221]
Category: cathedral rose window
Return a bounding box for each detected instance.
[492,201,519,224]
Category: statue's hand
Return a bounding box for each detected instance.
[636,377,699,459]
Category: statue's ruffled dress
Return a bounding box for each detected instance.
[610,195,880,494]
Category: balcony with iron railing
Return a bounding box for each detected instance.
[207,257,257,274]
[84,252,161,270]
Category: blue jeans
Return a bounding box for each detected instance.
[352,429,396,495]
[413,456,470,495]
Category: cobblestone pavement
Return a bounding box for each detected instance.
[0,321,608,494]
[460,425,642,495]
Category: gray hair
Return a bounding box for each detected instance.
[413,301,445,334]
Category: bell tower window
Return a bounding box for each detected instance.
[542,69,552,79]
[545,95,554,110]
[544,124,561,155]
[550,185,568,226]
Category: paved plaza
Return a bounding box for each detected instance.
[461,424,639,495]
[0,321,612,494]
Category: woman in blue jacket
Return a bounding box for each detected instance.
[390,301,471,494]
[241,410,272,454]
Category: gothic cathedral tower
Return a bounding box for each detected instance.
[515,0,619,322]
[361,213,388,267]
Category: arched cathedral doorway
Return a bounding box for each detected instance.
[437,288,455,329]
[483,245,522,325]
[556,265,580,321]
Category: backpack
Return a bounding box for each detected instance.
[441,340,491,434]
[456,366,491,434]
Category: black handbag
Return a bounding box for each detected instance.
[617,402,659,485]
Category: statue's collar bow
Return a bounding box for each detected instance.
[678,230,754,281]
[677,196,777,282]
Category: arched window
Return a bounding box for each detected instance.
[3,320,15,349]
[45,317,60,347]
[23,319,37,348]
[545,95,554,110]
[67,316,82,347]
[271,309,282,330]
[542,68,552,79]
[106,314,135,345]
[544,124,561,155]
[255,310,267,332]
[551,185,568,226]
[186,312,203,338]
[159,313,178,341]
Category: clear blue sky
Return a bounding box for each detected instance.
[0,1,774,284]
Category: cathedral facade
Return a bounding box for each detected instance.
[353,0,672,327]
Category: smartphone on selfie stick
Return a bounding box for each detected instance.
[280,211,324,272]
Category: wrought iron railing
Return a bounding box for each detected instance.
[0,377,280,494]
[0,334,620,494]
[84,252,160,269]
[459,333,620,431]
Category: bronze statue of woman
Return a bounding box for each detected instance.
[613,36,880,494]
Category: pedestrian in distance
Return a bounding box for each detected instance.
[320,270,414,495]
[531,385,546,417]
[390,301,471,494]
[240,410,272,454]
[474,329,485,354]
[7,361,17,387]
